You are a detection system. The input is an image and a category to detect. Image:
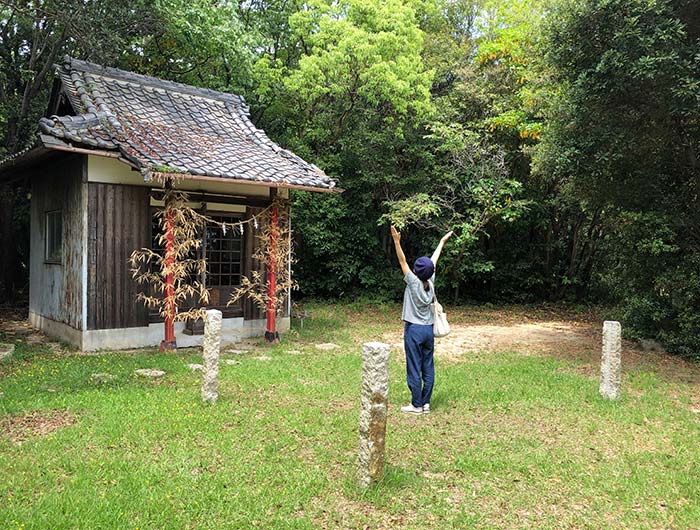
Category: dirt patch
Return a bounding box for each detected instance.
[0,315,72,357]
[1,409,77,445]
[383,314,700,387]
[385,320,601,361]
[436,321,596,358]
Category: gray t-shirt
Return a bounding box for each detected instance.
[402,271,435,325]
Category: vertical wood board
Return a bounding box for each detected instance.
[87,182,150,330]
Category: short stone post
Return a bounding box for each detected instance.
[201,309,222,404]
[358,341,390,488]
[600,321,622,400]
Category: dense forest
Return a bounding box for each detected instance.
[0,0,698,357]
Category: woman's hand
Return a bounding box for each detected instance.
[432,230,453,266]
[390,226,410,274]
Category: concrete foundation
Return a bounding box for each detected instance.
[29,310,290,351]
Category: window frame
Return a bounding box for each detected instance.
[44,209,63,265]
[204,213,244,288]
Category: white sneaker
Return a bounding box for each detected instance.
[400,404,423,415]
[423,404,431,414]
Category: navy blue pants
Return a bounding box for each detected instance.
[404,322,435,408]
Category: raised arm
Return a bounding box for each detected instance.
[391,226,410,276]
[430,231,454,267]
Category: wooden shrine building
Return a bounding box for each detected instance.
[0,57,337,351]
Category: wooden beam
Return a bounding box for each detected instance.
[150,189,272,208]
[149,171,343,194]
[45,143,120,159]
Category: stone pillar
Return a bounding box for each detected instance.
[358,341,390,488]
[600,321,622,400]
[201,309,222,404]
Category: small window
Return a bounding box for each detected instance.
[45,210,63,263]
[205,214,243,287]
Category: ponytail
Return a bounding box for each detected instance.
[422,280,430,292]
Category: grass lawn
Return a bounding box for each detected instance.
[1,301,699,529]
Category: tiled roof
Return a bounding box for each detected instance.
[37,56,337,191]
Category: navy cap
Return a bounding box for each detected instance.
[413,256,434,281]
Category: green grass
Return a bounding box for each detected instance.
[1,302,699,529]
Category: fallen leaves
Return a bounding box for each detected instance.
[1,409,76,444]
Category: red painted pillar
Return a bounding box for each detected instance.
[161,181,177,352]
[265,204,279,343]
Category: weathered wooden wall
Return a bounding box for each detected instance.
[29,154,85,329]
[87,182,150,330]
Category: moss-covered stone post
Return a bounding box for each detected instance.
[201,309,222,404]
[358,341,390,488]
[600,320,622,400]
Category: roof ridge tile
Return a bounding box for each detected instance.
[63,55,246,106]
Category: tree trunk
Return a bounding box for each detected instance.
[555,212,585,300]
[0,184,17,302]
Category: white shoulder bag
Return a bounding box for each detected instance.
[431,296,450,337]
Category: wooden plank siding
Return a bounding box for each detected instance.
[87,182,150,330]
[28,154,85,329]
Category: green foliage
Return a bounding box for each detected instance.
[378,193,441,230]
[125,0,254,93]
[537,0,700,356]
[0,0,158,153]
[292,192,401,298]
[259,0,435,165]
[539,0,698,211]
[250,0,437,297]
[284,0,433,124]
[1,0,698,355]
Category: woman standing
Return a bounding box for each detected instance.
[391,226,453,415]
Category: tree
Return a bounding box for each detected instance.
[123,0,253,94]
[537,0,700,357]
[413,0,598,302]
[249,0,436,297]
[380,127,528,302]
[0,0,157,153]
[0,0,158,300]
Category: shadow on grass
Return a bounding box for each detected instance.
[429,388,461,411]
[344,463,422,504]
